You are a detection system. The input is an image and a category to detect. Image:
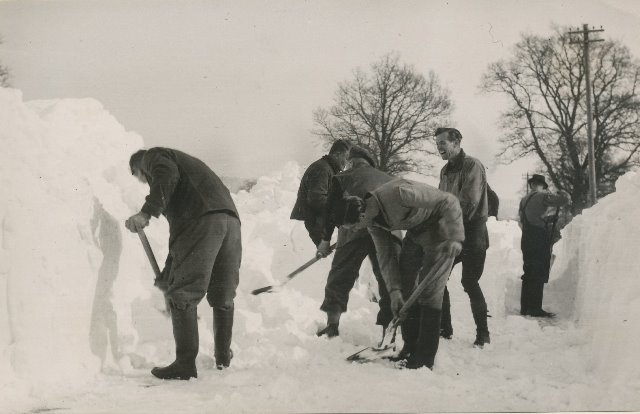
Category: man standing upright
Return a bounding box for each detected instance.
[291,140,350,246]
[125,147,241,379]
[435,127,491,347]
[519,174,570,317]
[315,146,401,338]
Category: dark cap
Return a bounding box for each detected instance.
[348,146,377,168]
[329,139,351,154]
[528,174,548,189]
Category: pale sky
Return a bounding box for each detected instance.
[1,0,639,200]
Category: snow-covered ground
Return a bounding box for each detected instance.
[1,87,639,413]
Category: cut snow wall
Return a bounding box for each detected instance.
[551,171,640,391]
[0,88,159,405]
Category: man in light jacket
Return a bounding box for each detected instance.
[436,127,491,347]
[337,178,464,369]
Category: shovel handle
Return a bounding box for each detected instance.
[389,255,455,329]
[137,229,162,278]
[251,243,337,295]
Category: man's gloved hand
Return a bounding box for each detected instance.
[125,212,150,233]
[390,289,405,318]
[316,240,332,258]
[440,240,463,258]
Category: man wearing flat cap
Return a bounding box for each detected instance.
[315,146,401,338]
[518,174,570,317]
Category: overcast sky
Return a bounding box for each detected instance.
[1,0,639,199]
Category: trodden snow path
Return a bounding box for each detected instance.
[22,288,637,414]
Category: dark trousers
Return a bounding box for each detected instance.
[165,213,242,310]
[441,248,488,334]
[320,235,393,327]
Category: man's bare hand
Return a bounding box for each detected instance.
[390,290,405,318]
[440,240,462,258]
[125,212,150,233]
[316,240,332,258]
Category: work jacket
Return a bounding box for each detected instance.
[366,178,465,291]
[140,147,239,245]
[323,159,399,246]
[439,149,489,250]
[290,155,341,222]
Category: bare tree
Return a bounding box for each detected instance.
[313,53,452,175]
[481,27,640,214]
[0,36,10,87]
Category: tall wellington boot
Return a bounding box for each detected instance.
[527,281,555,317]
[440,288,453,339]
[213,305,234,369]
[390,305,421,361]
[151,304,199,380]
[405,306,442,370]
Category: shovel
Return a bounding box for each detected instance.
[251,243,337,295]
[137,229,171,317]
[346,255,454,363]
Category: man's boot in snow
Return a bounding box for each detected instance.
[440,287,453,339]
[213,305,234,370]
[526,281,555,318]
[389,305,420,362]
[404,306,442,370]
[520,279,531,315]
[471,304,490,348]
[317,310,340,338]
[151,303,198,380]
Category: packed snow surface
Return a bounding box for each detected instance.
[1,88,639,413]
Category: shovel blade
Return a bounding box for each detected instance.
[346,344,397,363]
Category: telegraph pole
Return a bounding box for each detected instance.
[568,24,604,207]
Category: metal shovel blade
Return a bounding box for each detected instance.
[346,325,398,363]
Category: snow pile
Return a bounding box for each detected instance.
[1,87,640,412]
[551,171,640,396]
[0,88,158,406]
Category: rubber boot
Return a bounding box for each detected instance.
[405,306,442,370]
[151,304,198,380]
[471,305,490,348]
[440,287,453,339]
[213,305,234,369]
[527,281,555,317]
[388,305,420,362]
[520,279,530,316]
[317,310,340,338]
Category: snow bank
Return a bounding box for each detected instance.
[2,87,639,412]
[551,171,640,397]
[0,88,161,407]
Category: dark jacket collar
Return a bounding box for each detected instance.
[322,154,341,174]
[445,149,466,173]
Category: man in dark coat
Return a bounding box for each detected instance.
[519,174,570,317]
[125,147,241,379]
[337,178,464,369]
[436,127,491,347]
[290,140,350,246]
[315,146,401,338]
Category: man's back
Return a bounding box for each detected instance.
[141,147,238,241]
[290,155,340,221]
